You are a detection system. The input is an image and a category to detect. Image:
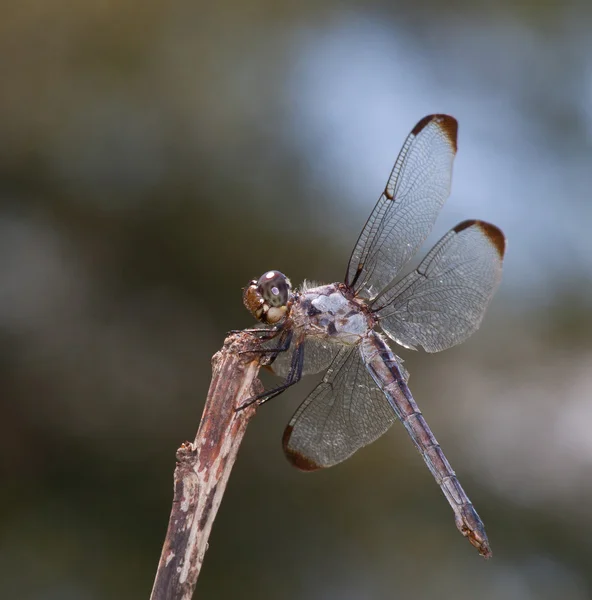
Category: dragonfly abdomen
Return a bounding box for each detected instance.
[360,332,492,558]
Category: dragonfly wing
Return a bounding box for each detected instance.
[374,220,505,353]
[345,114,458,298]
[266,335,341,378]
[283,344,407,470]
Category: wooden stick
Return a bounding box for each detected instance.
[150,332,262,600]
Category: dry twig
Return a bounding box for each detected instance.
[150,332,262,600]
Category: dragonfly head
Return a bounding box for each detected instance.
[243,270,293,324]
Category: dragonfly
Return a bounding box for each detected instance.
[240,114,505,558]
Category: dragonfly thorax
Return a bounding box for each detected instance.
[293,283,374,346]
[243,270,293,324]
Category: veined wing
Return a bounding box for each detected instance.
[373,220,505,353]
[268,335,341,378]
[282,344,409,470]
[345,114,458,298]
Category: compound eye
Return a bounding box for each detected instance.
[257,271,291,308]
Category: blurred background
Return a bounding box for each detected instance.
[2,0,592,598]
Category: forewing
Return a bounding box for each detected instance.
[282,344,406,470]
[374,220,505,353]
[266,334,341,378]
[345,115,458,298]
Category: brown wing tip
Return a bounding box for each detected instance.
[453,219,506,259]
[282,425,322,472]
[412,114,458,153]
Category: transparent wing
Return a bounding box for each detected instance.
[282,344,409,470]
[345,114,458,298]
[268,335,341,378]
[373,220,505,353]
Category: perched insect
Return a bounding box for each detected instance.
[241,115,505,558]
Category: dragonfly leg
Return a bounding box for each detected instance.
[238,328,293,357]
[228,327,279,338]
[236,337,304,411]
